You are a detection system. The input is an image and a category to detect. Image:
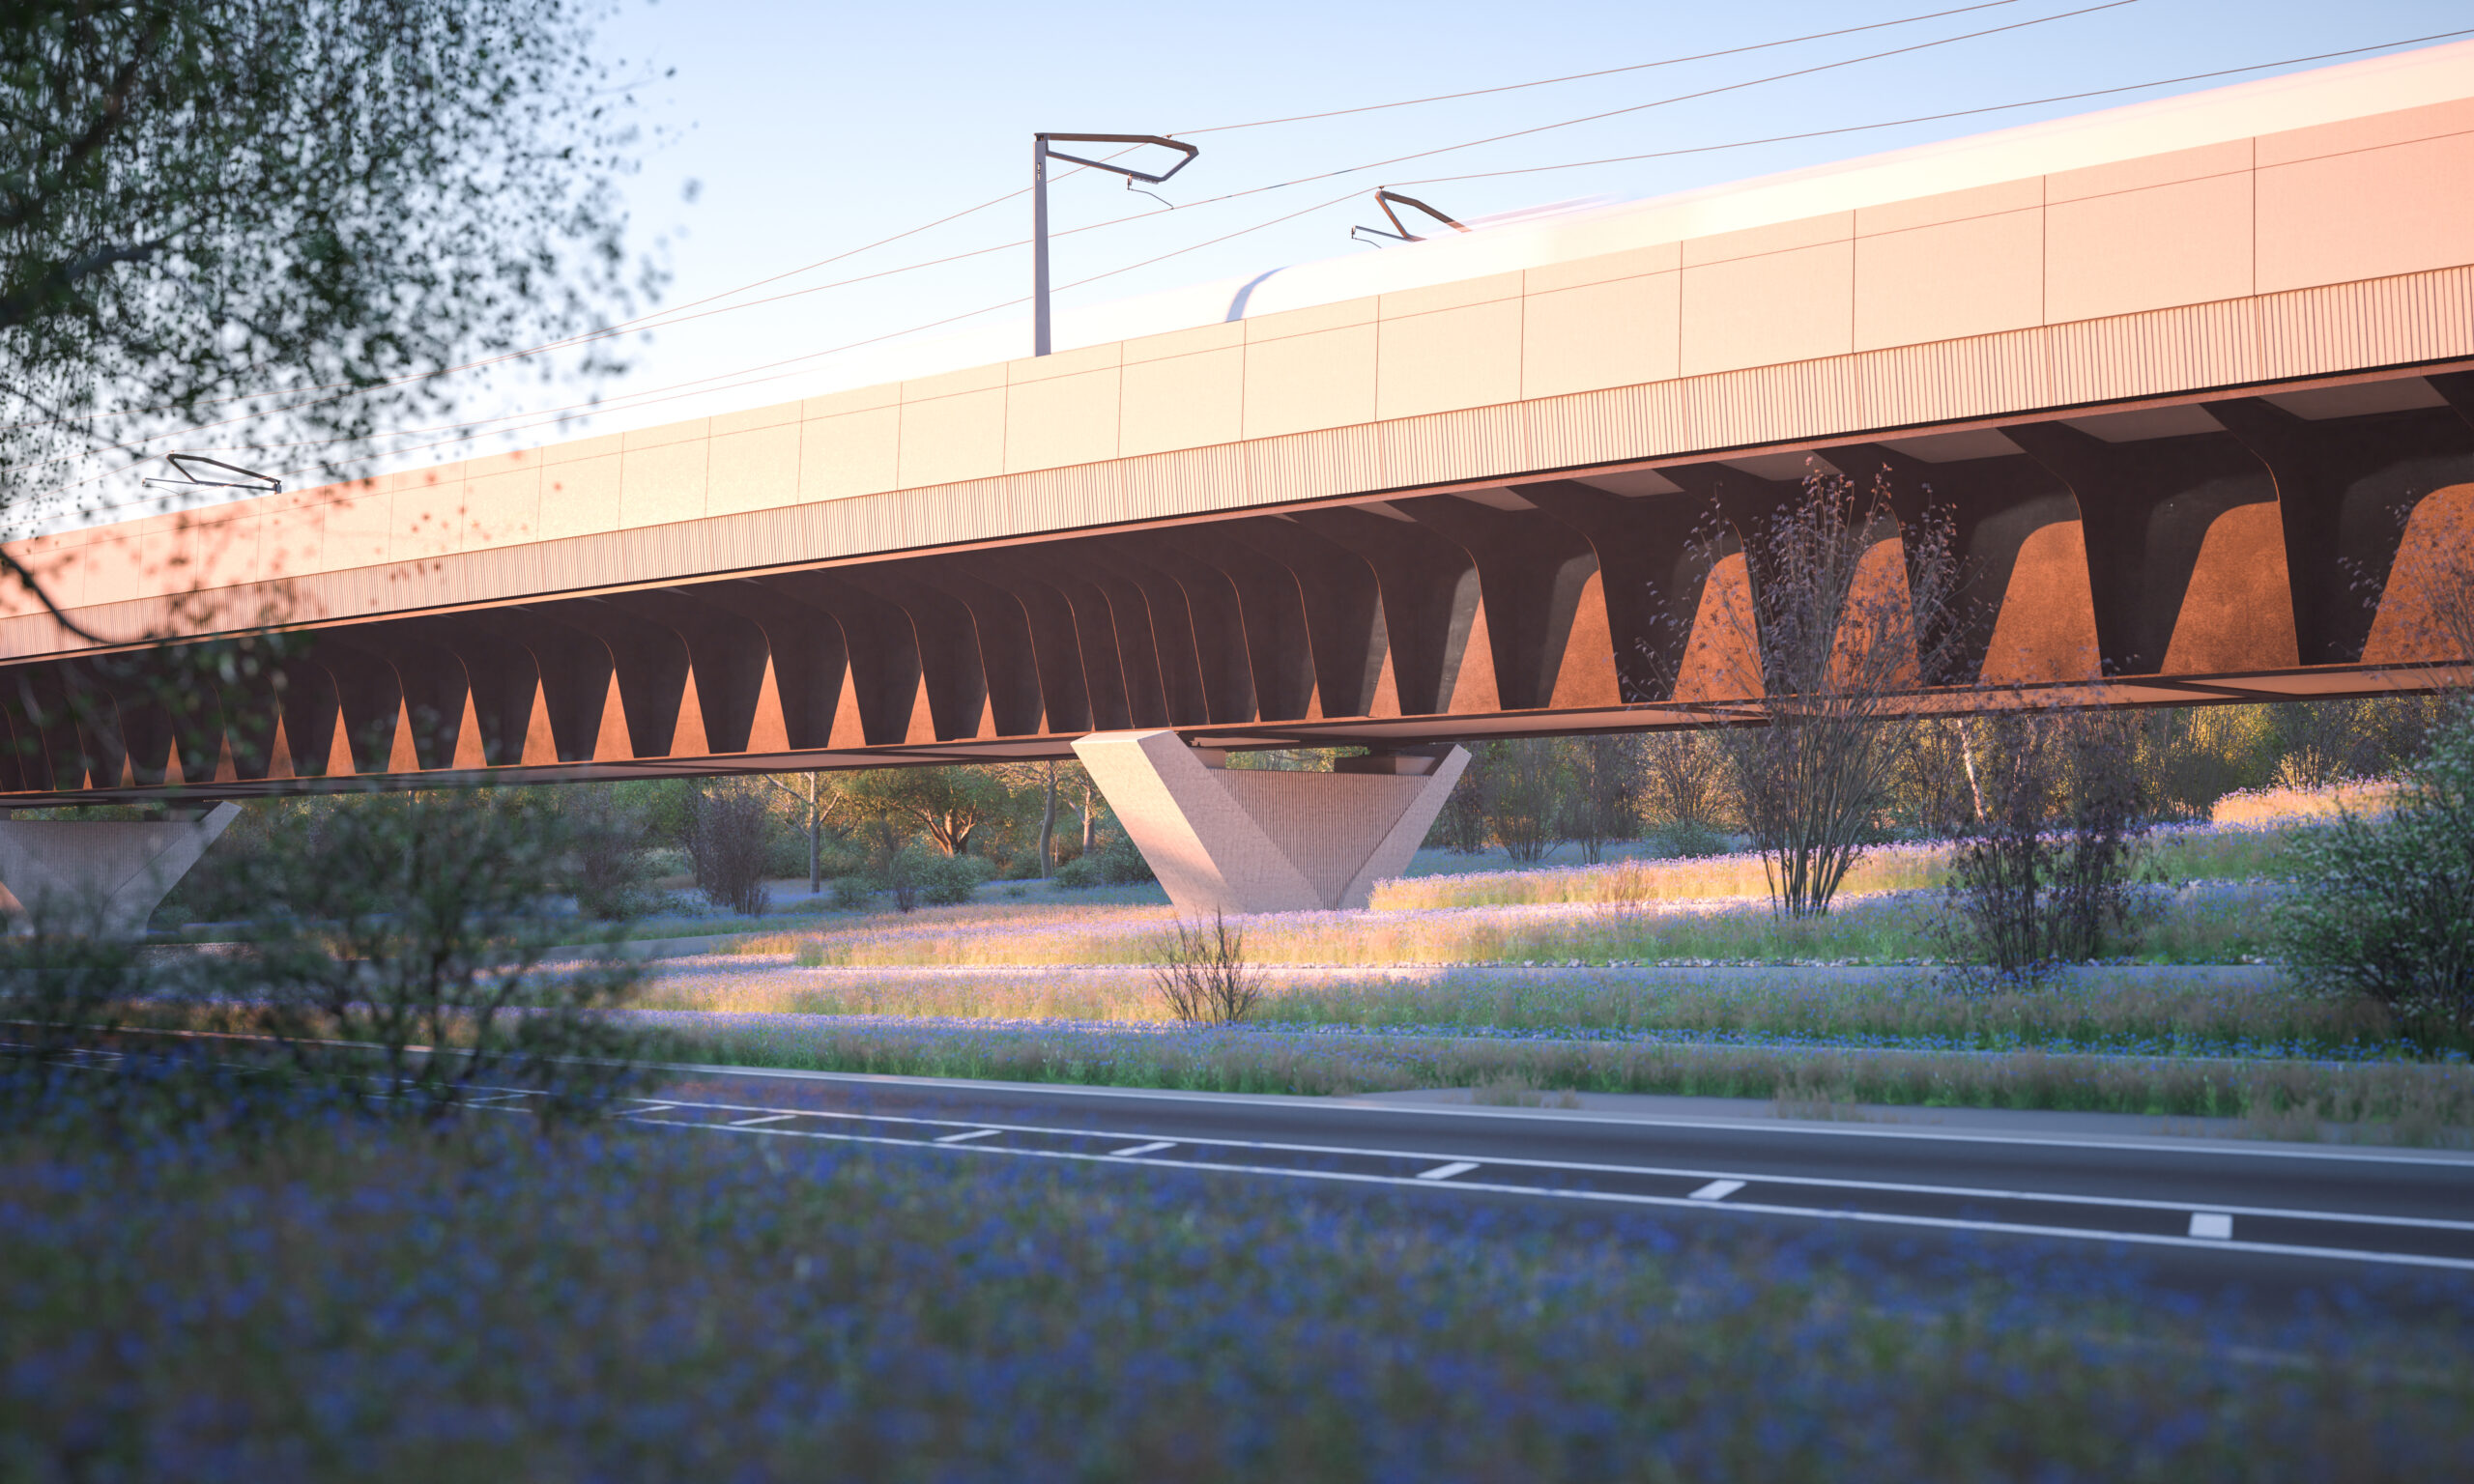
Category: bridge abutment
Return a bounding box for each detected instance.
[1073,730,1467,916]
[0,804,241,936]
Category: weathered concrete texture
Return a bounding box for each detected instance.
[1074,730,1468,915]
[0,803,239,935]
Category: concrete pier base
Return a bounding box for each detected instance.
[0,804,242,936]
[1073,730,1469,916]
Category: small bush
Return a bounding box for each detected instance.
[690,790,772,918]
[828,876,874,911]
[565,789,659,920]
[916,853,981,906]
[1151,912,1264,1025]
[1052,854,1102,889]
[881,844,928,913]
[1095,835,1156,886]
[1643,819,1730,859]
[2276,712,2474,1036]
[1942,712,2151,983]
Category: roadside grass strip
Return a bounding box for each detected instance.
[643,1012,2474,1143]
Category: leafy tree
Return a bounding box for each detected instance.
[2,0,648,587]
[846,766,1011,858]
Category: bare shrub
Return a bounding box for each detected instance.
[1942,709,2152,982]
[690,788,772,917]
[1432,750,1494,854]
[1483,738,1568,864]
[1563,735,1642,865]
[1152,913,1264,1025]
[1638,728,1730,835]
[1661,470,1974,917]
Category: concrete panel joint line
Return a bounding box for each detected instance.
[1073,729,1469,915]
[0,802,241,937]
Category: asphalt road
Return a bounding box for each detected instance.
[495,1061,2474,1312]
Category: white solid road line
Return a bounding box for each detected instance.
[2190,1213,2235,1241]
[729,1113,800,1127]
[1418,1161,1482,1182]
[1109,1141,1177,1157]
[685,1118,2474,1273]
[1689,1179,1747,1201]
[934,1128,1002,1145]
[659,1062,2474,1167]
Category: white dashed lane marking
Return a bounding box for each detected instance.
[934,1128,1003,1145]
[1417,1161,1482,1182]
[730,1113,800,1127]
[2190,1213,2235,1241]
[1689,1180,1748,1202]
[1110,1141,1177,1157]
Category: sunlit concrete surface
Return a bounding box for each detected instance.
[1074,730,1467,914]
[0,803,239,936]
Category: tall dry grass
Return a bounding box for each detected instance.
[1369,844,1950,910]
[2210,780,2400,829]
[639,956,2414,1056]
[756,883,2279,972]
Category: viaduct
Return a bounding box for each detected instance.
[6,42,2474,921]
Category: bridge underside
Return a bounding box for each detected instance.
[6,367,2473,807]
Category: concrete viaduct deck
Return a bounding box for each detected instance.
[4,43,2474,917]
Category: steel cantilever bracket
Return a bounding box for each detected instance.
[141,453,283,495]
[1034,132,1200,357]
[1350,189,1470,247]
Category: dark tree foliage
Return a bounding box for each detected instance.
[2277,711,2474,1039]
[0,0,648,591]
[199,787,662,1120]
[689,786,771,918]
[1562,734,1641,865]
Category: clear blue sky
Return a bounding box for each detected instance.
[225,0,2474,483]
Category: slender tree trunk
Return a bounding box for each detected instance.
[1081,782,1095,854]
[807,773,821,893]
[1957,721,1986,824]
[1039,760,1057,879]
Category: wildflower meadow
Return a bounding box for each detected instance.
[3,1068,2469,1482]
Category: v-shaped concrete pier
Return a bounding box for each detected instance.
[1074,730,1468,915]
